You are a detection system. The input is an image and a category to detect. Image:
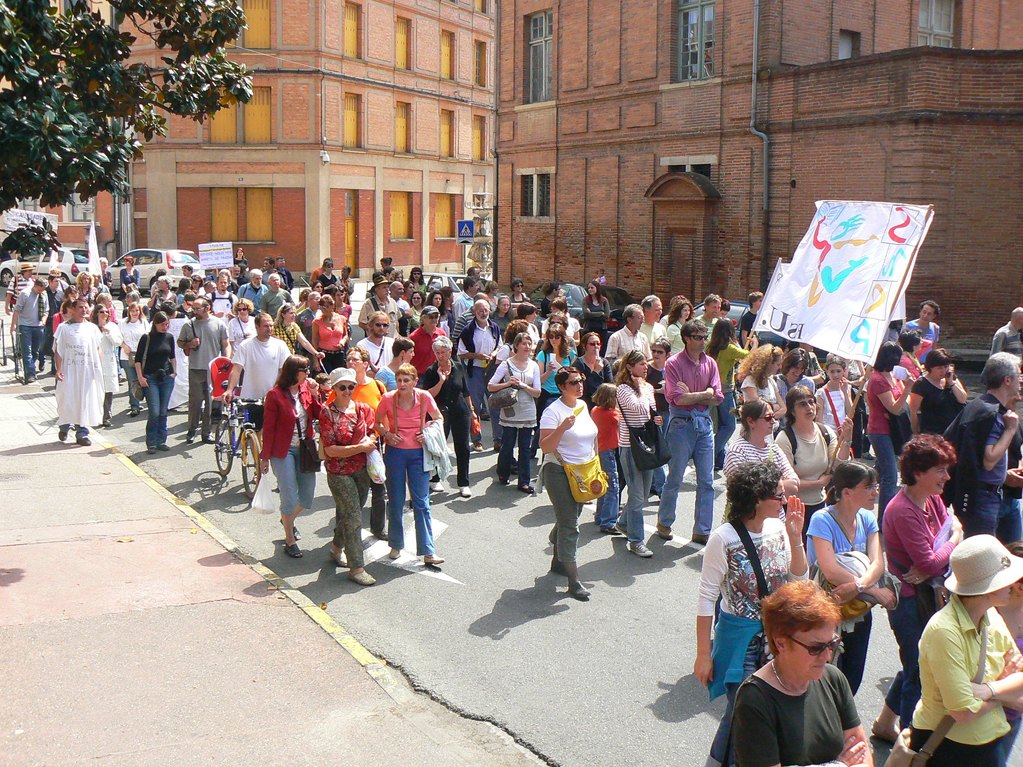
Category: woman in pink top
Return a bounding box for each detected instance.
[866,341,912,521]
[312,293,349,372]
[874,434,962,741]
[375,364,445,566]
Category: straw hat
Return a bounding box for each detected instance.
[945,535,1023,596]
[372,273,389,287]
[327,367,356,389]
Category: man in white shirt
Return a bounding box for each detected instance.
[457,299,500,445]
[357,311,395,374]
[452,276,481,319]
[605,304,651,363]
[639,295,667,344]
[209,272,237,318]
[224,312,290,403]
[358,274,399,337]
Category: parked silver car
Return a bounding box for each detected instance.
[0,247,88,288]
[108,248,199,294]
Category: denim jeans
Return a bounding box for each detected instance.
[658,413,715,535]
[121,359,141,411]
[594,449,620,529]
[385,446,435,556]
[618,445,652,543]
[489,398,504,447]
[999,496,1023,544]
[885,594,924,728]
[651,418,668,495]
[962,488,1008,539]
[868,433,898,522]
[715,391,737,471]
[19,325,44,378]
[997,717,1021,766]
[498,425,533,487]
[836,610,872,695]
[270,445,317,514]
[708,635,763,766]
[465,366,488,422]
[143,373,175,448]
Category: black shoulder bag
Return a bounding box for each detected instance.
[629,406,671,471]
[295,398,321,473]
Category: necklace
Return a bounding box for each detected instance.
[771,661,806,695]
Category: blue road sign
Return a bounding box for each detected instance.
[456,219,475,245]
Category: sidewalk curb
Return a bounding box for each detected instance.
[91,435,412,703]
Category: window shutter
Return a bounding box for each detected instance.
[434,194,452,238]
[395,17,410,69]
[243,0,271,48]
[344,93,361,147]
[244,86,272,144]
[394,102,409,153]
[246,188,273,241]
[210,102,238,144]
[211,189,239,241]
[441,31,454,79]
[390,192,411,239]
[344,3,360,58]
[440,110,453,157]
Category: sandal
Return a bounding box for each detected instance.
[285,543,303,558]
[329,548,348,568]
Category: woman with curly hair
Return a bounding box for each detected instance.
[737,343,785,422]
[696,461,807,766]
[663,295,694,354]
[273,304,325,370]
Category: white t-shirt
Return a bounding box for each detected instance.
[539,397,598,464]
[816,386,848,430]
[120,318,150,354]
[210,290,236,317]
[227,315,256,347]
[541,316,581,339]
[234,336,290,399]
[741,375,780,404]
[357,336,394,369]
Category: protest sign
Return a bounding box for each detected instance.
[198,241,233,271]
[754,201,933,362]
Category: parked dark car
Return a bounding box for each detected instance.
[693,299,749,329]
[529,282,637,330]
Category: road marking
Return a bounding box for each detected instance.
[361,518,462,584]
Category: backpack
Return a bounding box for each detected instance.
[782,422,831,467]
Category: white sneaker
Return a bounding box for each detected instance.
[629,542,654,558]
[430,481,444,493]
[459,487,472,498]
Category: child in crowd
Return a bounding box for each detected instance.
[590,383,620,534]
[815,354,854,433]
[314,372,333,405]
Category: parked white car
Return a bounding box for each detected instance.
[108,248,199,294]
[0,247,88,289]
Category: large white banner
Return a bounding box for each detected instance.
[198,241,233,270]
[754,200,933,363]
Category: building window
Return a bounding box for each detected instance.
[474,41,487,87]
[68,193,92,222]
[395,17,411,70]
[242,0,270,48]
[210,102,238,143]
[677,0,714,81]
[526,11,553,104]
[440,109,454,158]
[838,29,861,60]
[344,93,361,148]
[211,188,239,241]
[918,0,954,47]
[390,191,412,239]
[472,115,486,161]
[434,193,454,238]
[394,101,410,153]
[520,173,551,217]
[243,86,272,144]
[344,3,362,59]
[475,0,486,12]
[246,188,273,241]
[440,30,455,80]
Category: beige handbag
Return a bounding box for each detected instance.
[886,623,987,766]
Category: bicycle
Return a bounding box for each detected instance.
[213,396,263,498]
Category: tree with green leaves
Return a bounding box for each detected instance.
[0,0,252,256]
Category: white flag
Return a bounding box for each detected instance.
[87,221,102,277]
[754,200,933,363]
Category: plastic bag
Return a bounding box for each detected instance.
[366,448,386,485]
[250,474,276,514]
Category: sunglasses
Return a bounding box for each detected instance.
[767,492,786,503]
[297,368,309,374]
[687,335,708,341]
[374,322,390,328]
[789,635,843,657]
[759,413,775,422]
[564,378,584,386]
[335,383,356,392]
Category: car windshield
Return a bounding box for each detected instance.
[171,251,198,264]
[562,284,585,308]
[72,252,89,264]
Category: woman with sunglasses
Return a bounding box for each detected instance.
[806,460,894,696]
[732,580,871,767]
[135,311,177,453]
[723,400,799,495]
[573,331,611,409]
[321,367,378,586]
[509,278,528,309]
[91,303,129,428]
[532,325,576,459]
[696,461,807,766]
[227,299,256,347]
[273,304,325,370]
[538,367,599,601]
[312,294,349,372]
[259,355,323,558]
[422,336,474,498]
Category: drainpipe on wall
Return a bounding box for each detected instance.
[750,0,771,289]
[491,0,500,281]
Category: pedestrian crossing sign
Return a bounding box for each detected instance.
[457,219,475,244]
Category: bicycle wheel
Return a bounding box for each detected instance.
[240,428,262,499]
[213,417,235,477]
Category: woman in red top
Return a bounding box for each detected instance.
[321,367,378,586]
[866,341,913,521]
[259,355,323,558]
[312,294,349,372]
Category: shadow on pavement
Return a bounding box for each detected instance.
[649,675,723,723]
[468,575,572,640]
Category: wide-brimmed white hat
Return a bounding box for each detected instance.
[327,367,356,389]
[945,534,1023,596]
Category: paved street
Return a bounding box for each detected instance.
[42,373,925,767]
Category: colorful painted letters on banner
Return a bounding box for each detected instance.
[754,200,933,363]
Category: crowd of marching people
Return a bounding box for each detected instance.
[11,248,1023,767]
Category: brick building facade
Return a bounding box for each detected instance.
[497,0,1023,340]
[132,0,494,276]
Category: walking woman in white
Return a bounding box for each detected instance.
[54,298,105,446]
[91,303,129,428]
